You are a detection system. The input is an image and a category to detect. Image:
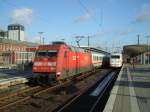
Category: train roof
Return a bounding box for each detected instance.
[37,42,86,52]
[111,53,122,56]
[80,46,110,55]
[37,42,110,54]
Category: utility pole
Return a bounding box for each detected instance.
[88,36,92,49]
[42,37,45,45]
[146,36,150,64]
[85,36,92,49]
[137,34,140,45]
[84,36,93,51]
[38,32,43,44]
[88,36,90,48]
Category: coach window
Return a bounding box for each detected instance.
[94,56,96,61]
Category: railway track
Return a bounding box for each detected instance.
[0,69,99,111]
[54,69,120,112]
[0,86,42,109]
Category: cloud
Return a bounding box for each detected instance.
[93,31,110,37]
[93,28,135,38]
[74,10,92,23]
[116,28,134,36]
[144,24,150,29]
[136,4,150,23]
[11,8,33,25]
[29,36,40,43]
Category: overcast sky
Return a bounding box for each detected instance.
[0,0,150,49]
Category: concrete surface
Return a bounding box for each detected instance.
[103,64,150,112]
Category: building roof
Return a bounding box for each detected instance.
[8,24,24,27]
[123,44,149,57]
[0,38,38,47]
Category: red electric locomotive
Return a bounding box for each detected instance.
[32,42,92,83]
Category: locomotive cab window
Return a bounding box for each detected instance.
[35,51,47,57]
[36,50,57,57]
[47,51,57,57]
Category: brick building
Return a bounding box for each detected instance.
[0,38,38,65]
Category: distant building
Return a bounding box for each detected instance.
[123,45,150,64]
[0,30,8,39]
[0,24,40,66]
[8,24,25,41]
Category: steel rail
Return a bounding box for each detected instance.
[56,70,118,112]
[0,86,40,101]
[0,69,98,110]
[89,71,117,112]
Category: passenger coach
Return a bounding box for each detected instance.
[81,46,110,68]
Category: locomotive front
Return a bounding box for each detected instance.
[32,45,60,82]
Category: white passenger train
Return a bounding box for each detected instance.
[91,52,105,68]
[110,53,123,68]
[80,46,110,68]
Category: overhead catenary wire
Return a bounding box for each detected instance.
[77,0,102,28]
[76,0,103,47]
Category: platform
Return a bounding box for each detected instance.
[0,69,33,89]
[104,64,150,112]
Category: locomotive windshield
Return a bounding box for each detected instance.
[36,50,57,57]
[111,55,120,59]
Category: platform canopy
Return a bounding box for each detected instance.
[123,45,149,57]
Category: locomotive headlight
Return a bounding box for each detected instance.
[56,72,61,77]
[34,62,42,66]
[57,72,61,75]
[48,62,56,66]
[33,67,37,70]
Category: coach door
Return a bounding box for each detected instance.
[63,51,69,77]
[75,47,80,75]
